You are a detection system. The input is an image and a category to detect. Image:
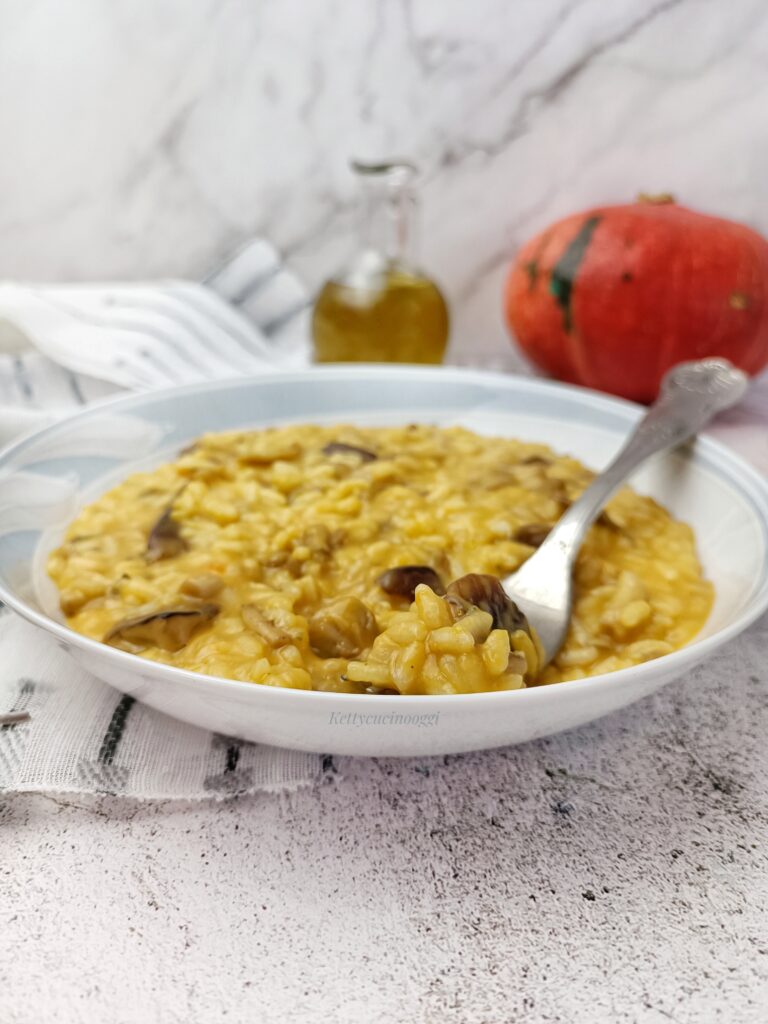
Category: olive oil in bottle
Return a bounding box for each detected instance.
[312,161,449,363]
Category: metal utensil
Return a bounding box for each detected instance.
[501,358,748,667]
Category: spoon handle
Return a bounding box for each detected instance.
[503,359,748,663]
[553,358,748,556]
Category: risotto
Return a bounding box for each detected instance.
[47,424,713,695]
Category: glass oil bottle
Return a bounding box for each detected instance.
[312,160,449,363]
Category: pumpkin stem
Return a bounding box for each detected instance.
[637,192,676,205]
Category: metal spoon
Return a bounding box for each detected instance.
[500,358,748,667]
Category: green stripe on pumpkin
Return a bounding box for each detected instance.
[549,215,601,331]
[523,231,552,291]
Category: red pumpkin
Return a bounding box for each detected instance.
[504,197,768,402]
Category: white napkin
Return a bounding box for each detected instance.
[0,237,311,447]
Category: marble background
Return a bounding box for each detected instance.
[2,0,768,364]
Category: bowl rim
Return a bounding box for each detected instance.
[1,363,767,709]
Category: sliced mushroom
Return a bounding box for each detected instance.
[446,573,530,636]
[60,586,106,616]
[377,565,445,600]
[322,441,378,462]
[180,573,224,599]
[104,603,219,652]
[146,500,188,562]
[548,480,572,508]
[597,509,622,531]
[241,604,292,647]
[309,597,378,659]
[513,523,551,548]
[300,524,343,558]
[263,551,289,569]
[476,467,518,491]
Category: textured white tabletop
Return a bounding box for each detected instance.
[3,611,767,1023]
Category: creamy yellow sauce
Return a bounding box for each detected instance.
[47,424,713,695]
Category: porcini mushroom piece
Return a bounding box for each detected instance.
[377,565,445,600]
[180,573,224,599]
[104,603,219,653]
[597,508,623,531]
[513,523,551,548]
[446,573,530,636]
[300,524,338,557]
[308,597,378,659]
[322,442,378,462]
[241,604,292,647]
[146,501,188,562]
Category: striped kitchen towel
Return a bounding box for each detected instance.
[0,238,312,446]
[0,238,327,797]
[0,611,324,798]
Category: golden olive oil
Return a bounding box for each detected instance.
[311,160,450,363]
[313,268,449,363]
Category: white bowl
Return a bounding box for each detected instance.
[1,366,767,757]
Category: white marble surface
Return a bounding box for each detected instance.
[2,0,768,366]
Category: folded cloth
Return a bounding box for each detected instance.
[0,238,311,446]
[0,239,325,797]
[0,612,323,798]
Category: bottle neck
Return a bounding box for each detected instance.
[355,163,418,270]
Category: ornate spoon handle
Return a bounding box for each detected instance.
[557,358,749,552]
[504,358,748,663]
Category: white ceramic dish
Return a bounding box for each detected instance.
[1,366,767,757]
